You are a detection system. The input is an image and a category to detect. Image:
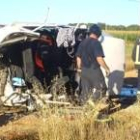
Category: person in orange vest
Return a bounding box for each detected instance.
[132,38,140,95]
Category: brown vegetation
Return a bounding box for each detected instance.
[0,104,140,140]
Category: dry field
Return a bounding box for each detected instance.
[0,103,140,140]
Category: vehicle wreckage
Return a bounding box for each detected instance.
[0,23,126,112]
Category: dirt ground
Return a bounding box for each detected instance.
[124,69,137,78]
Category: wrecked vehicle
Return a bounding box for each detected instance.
[0,24,125,110]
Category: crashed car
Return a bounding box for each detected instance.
[0,24,87,109]
[0,24,125,110]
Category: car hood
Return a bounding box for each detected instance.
[0,24,40,48]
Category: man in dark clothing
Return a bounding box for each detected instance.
[132,38,140,95]
[76,24,110,105]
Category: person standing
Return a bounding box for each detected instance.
[132,38,140,95]
[76,24,110,105]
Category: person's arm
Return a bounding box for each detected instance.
[96,56,110,76]
[76,56,82,72]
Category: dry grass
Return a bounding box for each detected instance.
[0,104,140,140]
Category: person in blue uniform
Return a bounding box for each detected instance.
[76,24,110,105]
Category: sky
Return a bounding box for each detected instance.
[0,0,140,26]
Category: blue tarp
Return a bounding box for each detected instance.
[120,87,137,97]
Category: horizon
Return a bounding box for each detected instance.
[0,22,139,27]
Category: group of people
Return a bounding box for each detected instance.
[75,23,140,105]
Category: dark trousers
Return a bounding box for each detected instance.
[79,66,107,105]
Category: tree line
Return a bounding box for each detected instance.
[69,23,140,31]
